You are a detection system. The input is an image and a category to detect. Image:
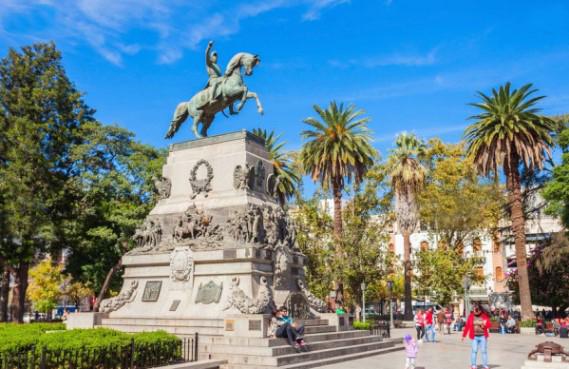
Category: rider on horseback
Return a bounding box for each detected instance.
[205,41,223,102]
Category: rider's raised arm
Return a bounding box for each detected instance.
[205,41,213,67]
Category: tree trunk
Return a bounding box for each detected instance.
[403,232,413,320]
[11,263,29,323]
[506,158,533,320]
[0,262,9,322]
[94,259,122,312]
[332,178,343,238]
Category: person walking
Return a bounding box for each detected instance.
[414,309,425,341]
[437,308,445,335]
[425,307,436,342]
[462,303,491,369]
[444,307,453,334]
[403,334,419,369]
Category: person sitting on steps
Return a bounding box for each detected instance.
[269,306,308,352]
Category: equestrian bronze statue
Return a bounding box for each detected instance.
[165,41,263,139]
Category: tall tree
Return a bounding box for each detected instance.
[465,82,557,320]
[544,116,569,228]
[387,132,426,320]
[64,121,164,310]
[300,101,376,238]
[251,128,300,205]
[0,43,94,322]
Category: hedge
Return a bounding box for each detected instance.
[0,323,182,368]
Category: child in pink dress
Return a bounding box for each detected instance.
[403,334,418,369]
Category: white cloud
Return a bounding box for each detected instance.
[302,0,350,21]
[329,47,439,69]
[0,0,350,65]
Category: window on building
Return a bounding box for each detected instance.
[388,243,395,252]
[420,241,429,251]
[473,238,482,253]
[493,241,501,253]
[495,266,503,281]
[475,266,484,278]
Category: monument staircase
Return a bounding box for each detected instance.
[101,317,402,369]
[202,318,403,369]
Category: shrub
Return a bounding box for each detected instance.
[520,319,536,328]
[353,321,371,330]
[0,324,182,368]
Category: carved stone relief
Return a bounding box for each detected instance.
[223,276,273,314]
[297,278,327,313]
[254,161,265,191]
[189,159,214,199]
[225,204,297,250]
[169,247,193,282]
[266,173,279,198]
[154,176,172,199]
[233,164,253,191]
[195,281,224,304]
[142,281,162,302]
[273,244,290,288]
[99,281,139,313]
[173,204,223,248]
[131,218,162,252]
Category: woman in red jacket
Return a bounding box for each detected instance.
[461,304,491,369]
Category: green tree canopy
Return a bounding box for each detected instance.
[419,139,503,248]
[301,101,376,237]
[251,128,300,205]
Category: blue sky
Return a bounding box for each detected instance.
[1,0,568,159]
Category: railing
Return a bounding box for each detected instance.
[0,333,199,369]
[369,320,390,339]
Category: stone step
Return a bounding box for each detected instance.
[303,325,336,334]
[295,319,329,327]
[101,318,224,328]
[100,323,223,336]
[271,335,384,356]
[215,340,399,366]
[207,334,384,356]
[223,344,403,369]
[204,330,370,347]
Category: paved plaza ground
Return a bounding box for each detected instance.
[319,328,569,369]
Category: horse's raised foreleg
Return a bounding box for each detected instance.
[245,91,264,115]
[236,87,248,112]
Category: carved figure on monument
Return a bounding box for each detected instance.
[247,204,265,243]
[274,244,290,288]
[174,204,223,248]
[165,41,263,139]
[254,161,266,191]
[223,276,273,314]
[153,175,171,199]
[132,219,162,252]
[297,278,327,313]
[233,164,253,191]
[99,281,139,313]
[189,159,214,199]
[170,247,194,282]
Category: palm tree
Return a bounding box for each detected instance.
[300,101,376,238]
[252,128,300,205]
[387,133,426,320]
[465,82,556,320]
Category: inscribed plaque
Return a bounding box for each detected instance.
[142,281,162,302]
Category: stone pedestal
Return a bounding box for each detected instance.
[521,355,569,369]
[97,131,326,325]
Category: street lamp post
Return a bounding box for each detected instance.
[463,275,471,317]
[387,279,394,329]
[361,281,366,323]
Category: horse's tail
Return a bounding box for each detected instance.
[165,102,189,139]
